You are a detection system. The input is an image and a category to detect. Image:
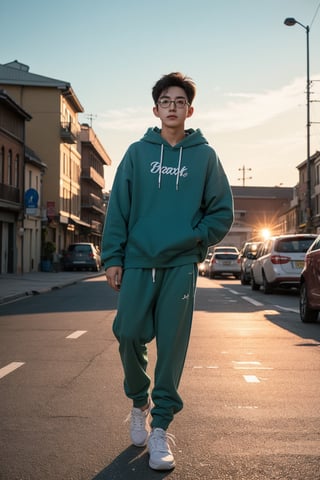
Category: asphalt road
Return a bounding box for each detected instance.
[0,275,319,480]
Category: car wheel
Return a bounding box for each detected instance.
[251,272,260,291]
[240,271,249,285]
[299,282,318,323]
[262,272,272,294]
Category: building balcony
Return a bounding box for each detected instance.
[60,121,77,144]
[0,183,20,203]
[81,193,105,214]
[91,219,103,233]
[81,167,105,188]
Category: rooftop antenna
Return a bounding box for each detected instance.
[86,113,97,127]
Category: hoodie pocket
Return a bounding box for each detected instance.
[128,215,200,261]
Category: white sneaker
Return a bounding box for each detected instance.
[129,403,152,447]
[148,428,176,470]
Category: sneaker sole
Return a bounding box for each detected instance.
[149,459,176,471]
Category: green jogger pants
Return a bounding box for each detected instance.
[112,263,198,430]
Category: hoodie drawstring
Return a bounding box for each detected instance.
[158,144,164,189]
[152,268,156,283]
[158,145,183,190]
[176,147,183,191]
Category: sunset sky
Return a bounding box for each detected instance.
[2,0,320,190]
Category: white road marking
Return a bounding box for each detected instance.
[236,405,258,409]
[233,361,261,365]
[243,375,260,383]
[193,365,219,369]
[235,366,273,370]
[233,361,273,370]
[227,289,239,295]
[274,305,299,314]
[241,296,264,306]
[66,330,87,339]
[0,362,25,380]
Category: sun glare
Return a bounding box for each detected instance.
[261,228,271,240]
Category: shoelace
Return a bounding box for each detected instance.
[149,428,176,452]
[130,409,148,430]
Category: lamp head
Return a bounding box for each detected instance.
[284,17,297,26]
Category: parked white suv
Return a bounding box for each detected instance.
[250,234,317,294]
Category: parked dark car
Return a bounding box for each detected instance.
[198,252,213,276]
[239,241,263,285]
[299,235,320,323]
[63,243,101,271]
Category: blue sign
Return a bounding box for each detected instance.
[24,188,39,208]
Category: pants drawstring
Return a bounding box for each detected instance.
[152,268,156,283]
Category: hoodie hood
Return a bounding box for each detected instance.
[140,127,209,190]
[141,127,208,148]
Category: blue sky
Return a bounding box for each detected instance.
[2,0,320,190]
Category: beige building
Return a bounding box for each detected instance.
[23,147,47,272]
[0,60,111,269]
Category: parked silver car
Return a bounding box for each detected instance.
[250,234,317,294]
[208,251,241,279]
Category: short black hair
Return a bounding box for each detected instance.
[152,72,196,105]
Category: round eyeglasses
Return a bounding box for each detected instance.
[157,98,190,109]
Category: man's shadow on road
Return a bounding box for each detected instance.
[92,445,173,480]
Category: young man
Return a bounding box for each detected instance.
[101,72,233,471]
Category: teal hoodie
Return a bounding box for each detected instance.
[101,127,234,269]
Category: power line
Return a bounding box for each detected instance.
[310,0,320,29]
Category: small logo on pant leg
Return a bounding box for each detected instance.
[181,294,190,300]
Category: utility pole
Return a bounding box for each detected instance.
[238,165,252,187]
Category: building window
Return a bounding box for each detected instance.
[0,146,4,183]
[7,149,12,185]
[316,164,320,186]
[14,154,19,187]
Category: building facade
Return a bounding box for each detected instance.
[223,186,294,249]
[296,151,320,232]
[0,60,112,269]
[79,124,111,247]
[24,147,47,272]
[0,90,31,273]
[0,60,84,259]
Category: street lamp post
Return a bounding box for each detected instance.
[284,17,312,232]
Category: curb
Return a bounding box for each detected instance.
[0,272,105,305]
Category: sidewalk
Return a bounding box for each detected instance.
[0,270,105,305]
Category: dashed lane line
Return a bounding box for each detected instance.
[274,305,299,314]
[226,287,299,314]
[243,375,260,383]
[66,330,87,339]
[241,296,264,307]
[0,362,25,380]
